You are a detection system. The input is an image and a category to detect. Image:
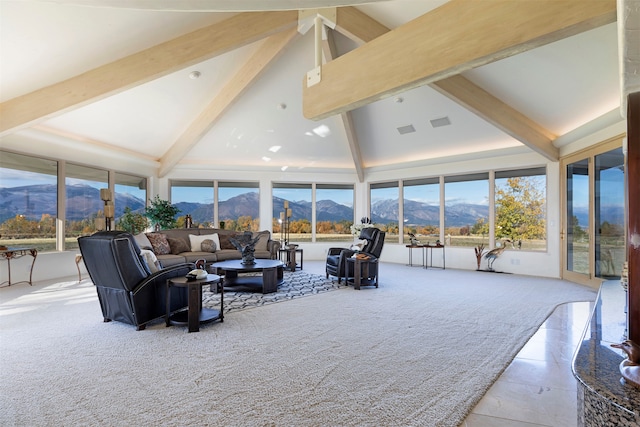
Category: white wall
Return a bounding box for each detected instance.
[0,118,626,283]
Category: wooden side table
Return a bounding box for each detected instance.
[166,274,223,333]
[346,256,379,290]
[279,248,303,271]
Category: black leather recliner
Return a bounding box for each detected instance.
[326,227,385,284]
[78,231,192,330]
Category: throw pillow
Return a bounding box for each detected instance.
[134,232,153,250]
[201,239,216,252]
[252,231,269,252]
[146,233,170,255]
[189,233,220,252]
[140,249,160,273]
[167,237,191,255]
[218,233,237,250]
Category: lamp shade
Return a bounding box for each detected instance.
[104,204,115,218]
[100,188,112,201]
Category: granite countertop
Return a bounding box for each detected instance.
[573,280,640,416]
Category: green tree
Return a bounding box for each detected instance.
[117,207,148,234]
[495,177,545,242]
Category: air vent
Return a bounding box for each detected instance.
[397,124,416,135]
[430,117,451,128]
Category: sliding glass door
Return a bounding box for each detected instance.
[562,138,625,285]
[565,158,590,279]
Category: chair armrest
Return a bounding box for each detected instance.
[328,247,348,256]
[131,263,194,296]
[268,240,281,260]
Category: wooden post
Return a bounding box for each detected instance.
[628,92,640,343]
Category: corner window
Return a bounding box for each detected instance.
[0,152,58,252]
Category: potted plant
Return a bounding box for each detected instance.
[145,195,180,230]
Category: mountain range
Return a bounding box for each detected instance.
[0,183,622,228]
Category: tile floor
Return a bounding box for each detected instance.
[460,301,594,427]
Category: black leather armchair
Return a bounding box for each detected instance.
[78,231,192,330]
[326,227,385,283]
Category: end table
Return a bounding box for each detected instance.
[166,274,223,333]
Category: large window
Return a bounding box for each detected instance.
[218,181,259,231]
[315,184,354,242]
[273,183,312,243]
[494,168,546,251]
[403,178,440,244]
[65,163,108,250]
[444,173,489,247]
[370,181,399,242]
[170,180,214,227]
[0,152,58,252]
[114,172,147,234]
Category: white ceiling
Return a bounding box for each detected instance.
[0,0,624,178]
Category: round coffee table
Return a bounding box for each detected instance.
[210,259,284,294]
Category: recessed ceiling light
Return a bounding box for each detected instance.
[430,117,451,128]
[189,71,201,79]
[281,166,288,171]
[397,124,416,135]
[312,124,331,138]
[277,103,287,110]
[269,145,281,153]
[395,97,404,103]
[262,156,271,162]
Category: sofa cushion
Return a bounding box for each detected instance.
[183,252,219,263]
[167,237,191,255]
[218,233,237,250]
[156,254,187,268]
[201,239,216,252]
[134,232,153,250]
[189,233,220,253]
[147,232,170,255]
[252,231,270,252]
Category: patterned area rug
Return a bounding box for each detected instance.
[202,270,346,313]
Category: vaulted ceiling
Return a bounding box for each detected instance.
[0,0,632,182]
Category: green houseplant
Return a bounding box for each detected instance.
[145,195,180,230]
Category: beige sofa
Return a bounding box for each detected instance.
[133,228,280,269]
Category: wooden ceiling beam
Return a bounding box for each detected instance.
[0,11,298,137]
[322,30,364,182]
[334,4,560,161]
[333,6,388,44]
[303,0,617,120]
[159,28,300,177]
[431,75,559,160]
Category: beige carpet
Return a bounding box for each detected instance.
[0,261,595,427]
